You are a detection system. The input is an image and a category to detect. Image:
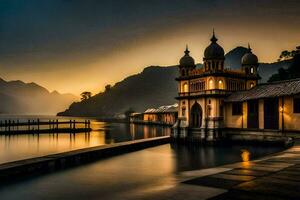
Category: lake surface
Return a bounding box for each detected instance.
[0,115,288,200]
[0,144,286,200]
[0,115,170,164]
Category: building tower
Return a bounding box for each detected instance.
[173,31,261,143]
[175,46,196,134]
[241,44,259,89]
[179,45,196,77]
[204,30,225,72]
[174,31,228,142]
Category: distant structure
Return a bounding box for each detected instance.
[130,104,178,126]
[173,31,299,143]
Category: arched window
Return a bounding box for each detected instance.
[191,102,203,128]
[182,108,186,117]
[209,79,214,89]
[250,82,254,88]
[250,67,254,74]
[218,80,224,89]
[183,83,188,93]
[207,105,212,117]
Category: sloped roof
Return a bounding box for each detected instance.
[226,79,300,102]
[144,103,178,113]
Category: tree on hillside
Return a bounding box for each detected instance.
[105,84,111,92]
[269,46,300,82]
[278,49,298,62]
[81,91,92,101]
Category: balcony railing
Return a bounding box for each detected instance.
[178,89,230,97]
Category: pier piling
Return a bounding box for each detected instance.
[0,119,92,135]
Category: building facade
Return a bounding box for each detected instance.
[173,32,300,143]
[130,104,178,126]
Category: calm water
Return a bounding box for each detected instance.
[0,115,287,199]
[0,144,285,200]
[0,115,170,164]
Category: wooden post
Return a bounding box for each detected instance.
[70,120,72,130]
[37,119,40,132]
[8,120,11,133]
[73,120,76,129]
[5,120,7,132]
[28,120,30,131]
[56,119,59,131]
[17,120,19,131]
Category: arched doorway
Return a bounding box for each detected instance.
[191,102,203,128]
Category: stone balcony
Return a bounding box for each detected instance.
[177,89,231,99]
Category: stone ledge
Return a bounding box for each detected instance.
[0,136,170,183]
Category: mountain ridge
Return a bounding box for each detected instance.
[0,78,79,115]
[58,46,291,117]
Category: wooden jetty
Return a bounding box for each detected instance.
[0,119,91,135]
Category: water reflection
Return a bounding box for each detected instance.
[0,143,287,200]
[0,119,170,164]
[170,143,284,172]
[241,149,250,162]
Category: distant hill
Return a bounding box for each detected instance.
[225,46,249,70]
[258,60,292,82]
[58,47,291,117]
[58,66,179,117]
[0,78,78,115]
[224,46,291,82]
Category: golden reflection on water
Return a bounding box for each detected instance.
[0,120,170,164]
[241,149,251,167]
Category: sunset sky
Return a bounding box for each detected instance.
[0,0,299,95]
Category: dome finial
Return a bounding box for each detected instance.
[180,44,195,67]
[184,44,190,55]
[248,43,252,52]
[242,43,258,65]
[211,28,218,43]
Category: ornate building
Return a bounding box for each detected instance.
[173,31,300,143]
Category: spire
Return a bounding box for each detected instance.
[184,44,190,55]
[210,28,218,43]
[248,43,252,53]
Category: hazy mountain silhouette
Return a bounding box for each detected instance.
[58,66,179,117]
[58,47,291,117]
[0,78,78,114]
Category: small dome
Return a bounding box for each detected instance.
[180,46,195,67]
[241,45,258,65]
[204,31,225,59]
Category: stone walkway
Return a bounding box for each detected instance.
[181,141,300,200]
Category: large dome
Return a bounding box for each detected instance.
[241,45,258,65]
[180,46,195,67]
[204,32,225,59]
